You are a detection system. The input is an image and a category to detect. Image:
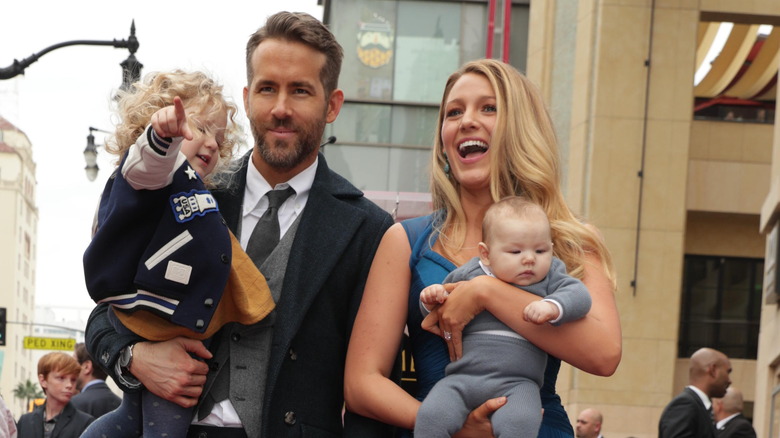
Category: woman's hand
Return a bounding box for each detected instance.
[421,277,490,360]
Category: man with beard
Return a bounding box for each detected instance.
[84,11,395,438]
[659,348,732,438]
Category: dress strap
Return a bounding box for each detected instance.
[401,213,439,266]
[400,214,434,247]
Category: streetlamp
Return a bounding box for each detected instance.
[0,21,143,91]
[84,127,110,182]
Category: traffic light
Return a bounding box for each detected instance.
[0,307,5,346]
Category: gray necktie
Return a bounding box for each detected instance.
[246,187,295,266]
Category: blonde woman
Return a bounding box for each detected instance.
[344,59,621,437]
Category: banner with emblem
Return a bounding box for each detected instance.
[357,15,394,69]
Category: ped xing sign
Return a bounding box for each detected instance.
[23,337,76,351]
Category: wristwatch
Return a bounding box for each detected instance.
[115,343,142,389]
[118,342,135,373]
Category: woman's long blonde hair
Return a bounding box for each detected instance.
[430,59,615,286]
[109,70,242,184]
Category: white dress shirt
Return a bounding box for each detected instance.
[239,154,317,249]
[688,385,713,411]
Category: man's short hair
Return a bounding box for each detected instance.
[245,11,343,96]
[38,352,81,384]
[74,342,109,380]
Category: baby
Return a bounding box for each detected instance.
[415,196,592,437]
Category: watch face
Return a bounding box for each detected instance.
[120,345,133,367]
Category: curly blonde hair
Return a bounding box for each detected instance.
[430,59,615,287]
[109,70,241,184]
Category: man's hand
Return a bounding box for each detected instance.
[452,397,506,438]
[151,96,194,140]
[131,337,211,408]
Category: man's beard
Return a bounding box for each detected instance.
[251,116,326,171]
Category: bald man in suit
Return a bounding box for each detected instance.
[713,387,756,438]
[659,348,732,438]
[576,408,603,438]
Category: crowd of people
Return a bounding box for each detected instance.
[1,9,758,438]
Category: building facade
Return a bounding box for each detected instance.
[529,1,778,436]
[0,116,38,414]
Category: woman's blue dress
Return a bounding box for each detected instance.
[401,214,574,438]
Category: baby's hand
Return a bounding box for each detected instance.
[151,96,193,141]
[420,284,449,306]
[523,300,559,325]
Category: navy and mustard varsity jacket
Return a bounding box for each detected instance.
[83,127,273,339]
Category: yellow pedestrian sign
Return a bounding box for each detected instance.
[23,337,76,351]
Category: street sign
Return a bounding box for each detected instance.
[23,337,76,351]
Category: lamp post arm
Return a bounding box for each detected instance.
[0,20,139,80]
[89,126,112,135]
[6,320,85,336]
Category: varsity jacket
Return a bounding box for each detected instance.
[83,126,232,334]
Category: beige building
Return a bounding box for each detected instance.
[0,116,38,414]
[526,0,778,436]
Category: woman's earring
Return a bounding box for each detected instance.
[443,155,451,176]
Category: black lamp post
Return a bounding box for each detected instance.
[0,21,143,91]
[84,127,110,182]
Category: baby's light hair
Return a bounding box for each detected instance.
[481,196,551,246]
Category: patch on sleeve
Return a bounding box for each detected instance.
[170,190,219,223]
[165,260,193,285]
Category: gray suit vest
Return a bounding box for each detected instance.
[198,214,301,438]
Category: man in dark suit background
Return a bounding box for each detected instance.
[85,10,395,438]
[713,387,756,438]
[71,342,120,418]
[659,347,732,438]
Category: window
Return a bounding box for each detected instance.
[326,0,529,194]
[678,255,763,359]
[693,23,775,124]
[332,0,481,104]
